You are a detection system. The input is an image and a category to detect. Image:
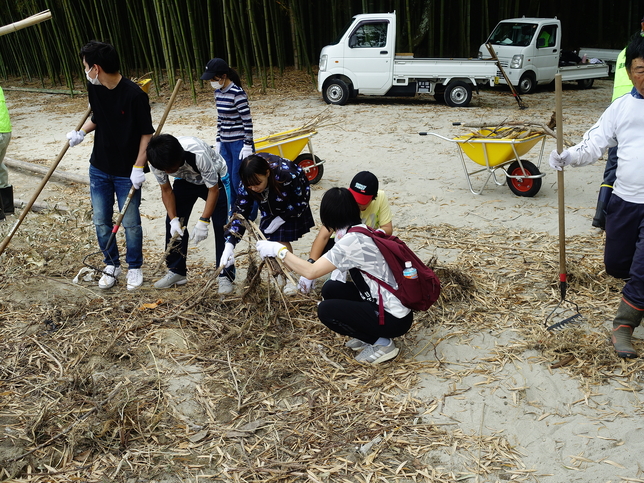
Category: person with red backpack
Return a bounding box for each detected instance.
[256,187,439,364]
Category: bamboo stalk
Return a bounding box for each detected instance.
[0,10,51,37]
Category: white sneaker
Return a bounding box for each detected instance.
[98,265,122,289]
[126,268,143,291]
[218,276,234,294]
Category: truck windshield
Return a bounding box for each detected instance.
[330,19,354,45]
[488,22,537,47]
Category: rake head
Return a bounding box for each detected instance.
[545,297,583,331]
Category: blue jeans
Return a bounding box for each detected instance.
[165,179,234,280]
[89,165,143,269]
[219,140,244,208]
[220,140,258,219]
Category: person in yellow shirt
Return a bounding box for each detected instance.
[0,86,13,221]
[300,171,393,293]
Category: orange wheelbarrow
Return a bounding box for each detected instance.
[255,127,325,184]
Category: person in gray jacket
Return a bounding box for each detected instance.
[146,134,234,293]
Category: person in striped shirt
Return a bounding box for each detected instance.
[200,58,255,213]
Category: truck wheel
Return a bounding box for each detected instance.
[577,78,594,89]
[506,160,542,197]
[444,81,472,107]
[518,73,536,94]
[295,153,324,184]
[323,79,350,105]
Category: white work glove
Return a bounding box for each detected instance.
[256,240,287,259]
[219,242,235,268]
[330,269,347,282]
[190,219,209,244]
[239,144,253,160]
[264,216,285,234]
[298,276,316,294]
[130,166,146,189]
[66,130,85,147]
[215,142,221,154]
[549,149,571,171]
[169,217,183,238]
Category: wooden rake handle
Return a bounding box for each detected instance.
[555,74,567,300]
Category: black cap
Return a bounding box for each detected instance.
[349,171,378,205]
[200,58,229,80]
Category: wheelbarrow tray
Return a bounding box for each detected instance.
[454,128,546,168]
[255,128,316,160]
[254,127,325,184]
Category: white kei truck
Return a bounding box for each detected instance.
[317,12,498,107]
[478,17,610,94]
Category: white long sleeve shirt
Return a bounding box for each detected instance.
[568,88,644,204]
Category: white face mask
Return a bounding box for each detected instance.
[210,80,223,90]
[85,66,101,86]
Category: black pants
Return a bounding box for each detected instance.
[165,179,233,280]
[317,280,413,345]
[604,194,644,308]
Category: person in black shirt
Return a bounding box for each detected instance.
[67,41,154,291]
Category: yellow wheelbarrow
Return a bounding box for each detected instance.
[422,127,547,196]
[255,127,325,184]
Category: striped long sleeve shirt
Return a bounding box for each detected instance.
[215,83,253,146]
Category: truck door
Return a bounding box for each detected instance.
[533,24,559,82]
[344,20,392,94]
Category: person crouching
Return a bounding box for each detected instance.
[256,187,413,364]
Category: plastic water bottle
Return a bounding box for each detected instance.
[403,261,418,279]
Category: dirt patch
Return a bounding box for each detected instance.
[2,72,644,481]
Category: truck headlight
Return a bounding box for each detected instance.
[510,54,523,69]
[319,54,327,72]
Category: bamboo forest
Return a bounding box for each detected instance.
[0,0,641,97]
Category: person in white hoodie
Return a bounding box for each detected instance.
[549,32,644,359]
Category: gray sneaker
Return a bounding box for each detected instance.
[355,341,400,364]
[154,271,187,289]
[218,276,234,294]
[345,338,369,351]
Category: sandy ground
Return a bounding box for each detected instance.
[3,75,644,482]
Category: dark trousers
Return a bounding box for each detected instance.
[604,194,644,308]
[603,146,618,185]
[165,179,233,280]
[317,280,413,345]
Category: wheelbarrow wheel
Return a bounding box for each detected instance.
[295,153,324,184]
[506,160,542,197]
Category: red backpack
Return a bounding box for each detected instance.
[347,226,440,321]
